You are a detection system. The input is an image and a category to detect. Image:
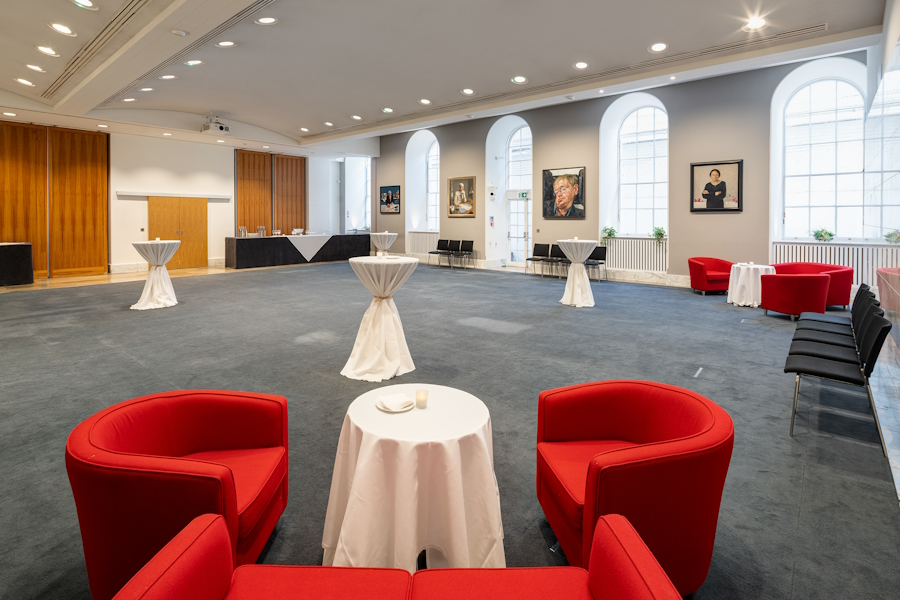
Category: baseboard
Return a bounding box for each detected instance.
[606,269,668,285]
[208,257,225,267]
[665,274,692,288]
[109,262,147,274]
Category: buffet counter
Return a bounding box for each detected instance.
[225,234,371,269]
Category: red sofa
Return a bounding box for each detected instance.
[688,257,733,294]
[760,272,830,320]
[113,513,681,600]
[770,262,854,308]
[536,381,734,597]
[66,390,289,600]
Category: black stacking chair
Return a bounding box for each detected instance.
[546,244,571,279]
[792,301,882,349]
[443,240,461,268]
[585,246,607,281]
[428,239,450,266]
[784,313,892,456]
[526,243,550,276]
[799,284,870,326]
[454,240,474,269]
[794,294,879,338]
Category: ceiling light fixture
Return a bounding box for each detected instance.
[122,98,135,102]
[419,99,432,105]
[324,122,333,126]
[461,88,475,96]
[217,139,225,143]
[598,89,604,94]
[381,108,393,113]
[300,127,309,132]
[170,29,188,37]
[466,114,474,119]
[70,0,98,9]
[140,87,152,91]
[565,95,575,100]
[511,76,528,84]
[215,41,236,48]
[670,76,677,80]
[97,124,108,128]
[163,133,172,136]
[184,60,203,66]
[159,75,177,79]
[4,112,17,117]
[49,23,76,37]
[742,16,768,32]
[351,115,362,120]
[26,64,45,72]
[254,17,278,25]
[263,145,269,149]
[574,62,588,69]
[649,43,668,53]
[15,78,35,87]
[36,46,59,57]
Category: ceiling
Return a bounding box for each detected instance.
[0,0,888,153]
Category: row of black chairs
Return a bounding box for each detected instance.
[428,240,475,268]
[783,283,891,456]
[526,243,607,280]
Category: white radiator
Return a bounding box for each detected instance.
[606,237,668,272]
[407,231,440,255]
[771,241,900,287]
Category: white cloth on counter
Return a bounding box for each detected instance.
[286,234,332,261]
[341,256,419,382]
[130,241,181,310]
[557,239,598,308]
[727,263,775,308]
[370,232,398,252]
[322,383,506,572]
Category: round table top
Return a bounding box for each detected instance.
[557,239,598,245]
[347,383,489,443]
[349,255,419,266]
[731,262,773,269]
[370,232,398,250]
[133,240,179,245]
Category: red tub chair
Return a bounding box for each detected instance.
[66,390,289,600]
[113,513,680,600]
[760,272,829,320]
[688,257,733,294]
[536,380,734,598]
[770,262,853,308]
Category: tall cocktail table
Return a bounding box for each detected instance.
[131,240,181,310]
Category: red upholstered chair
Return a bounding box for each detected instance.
[769,262,853,308]
[113,514,679,600]
[760,272,829,320]
[688,257,733,294]
[536,381,734,597]
[66,390,289,600]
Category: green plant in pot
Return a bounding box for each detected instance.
[601,226,616,246]
[885,229,900,244]
[811,228,834,242]
[650,226,666,246]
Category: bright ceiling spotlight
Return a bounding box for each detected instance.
[215,41,236,48]
[97,124,108,128]
[263,145,269,148]
[140,87,152,91]
[217,139,225,143]
[184,60,203,66]
[4,112,17,117]
[122,98,136,102]
[300,127,309,132]
[649,43,668,53]
[49,23,76,36]
[381,108,393,113]
[26,64,45,72]
[419,98,432,105]
[324,122,333,126]
[670,76,677,80]
[351,115,362,120]
[742,17,768,32]
[574,62,588,69]
[163,133,172,136]
[159,75,177,80]
[461,88,475,95]
[36,46,59,57]
[598,89,604,94]
[15,78,35,86]
[70,0,98,9]
[255,17,278,25]
[511,76,528,84]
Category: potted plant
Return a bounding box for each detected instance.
[650,226,666,246]
[601,226,616,246]
[811,228,834,242]
[885,229,900,244]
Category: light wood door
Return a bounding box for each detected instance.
[274,155,306,233]
[0,121,47,278]
[148,196,182,268]
[148,196,207,270]
[236,150,272,235]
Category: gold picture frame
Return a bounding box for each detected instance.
[448,176,476,217]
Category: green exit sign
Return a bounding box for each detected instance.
[518,192,528,198]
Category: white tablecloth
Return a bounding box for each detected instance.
[341,256,419,381]
[130,241,180,310]
[286,234,332,261]
[370,232,398,252]
[557,239,597,308]
[727,263,775,307]
[322,383,505,572]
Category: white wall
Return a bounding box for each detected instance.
[108,133,234,272]
[344,157,368,231]
[308,157,341,233]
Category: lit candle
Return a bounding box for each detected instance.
[155,237,160,241]
[415,389,428,409]
[574,236,578,240]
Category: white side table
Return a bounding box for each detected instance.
[322,383,505,572]
[727,263,776,308]
[131,241,181,310]
[557,239,598,307]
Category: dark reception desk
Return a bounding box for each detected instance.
[225,234,371,269]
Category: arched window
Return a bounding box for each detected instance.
[783,80,866,238]
[365,157,372,230]
[507,126,533,189]
[426,141,440,231]
[618,107,668,235]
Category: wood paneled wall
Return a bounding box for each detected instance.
[236,150,272,235]
[274,155,306,233]
[0,122,48,277]
[49,128,108,277]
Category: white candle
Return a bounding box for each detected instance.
[415,389,428,409]
[574,236,578,240]
[155,237,160,241]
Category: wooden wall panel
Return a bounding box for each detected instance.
[0,122,47,278]
[274,155,306,233]
[236,150,272,235]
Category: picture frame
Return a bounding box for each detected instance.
[379,185,401,214]
[542,167,586,219]
[448,176,476,217]
[691,160,742,213]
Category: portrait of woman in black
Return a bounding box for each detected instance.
[703,169,726,209]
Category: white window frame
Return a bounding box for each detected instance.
[506,125,533,191]
[616,106,668,236]
[426,140,440,231]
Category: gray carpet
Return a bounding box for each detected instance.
[1,263,899,599]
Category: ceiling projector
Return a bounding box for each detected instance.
[202,116,230,135]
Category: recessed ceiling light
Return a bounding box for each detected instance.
[742,17,768,32]
[215,41,236,48]
[300,127,309,132]
[598,89,604,94]
[669,76,676,80]
[70,0,98,9]
[15,78,35,87]
[511,76,528,84]
[163,133,172,136]
[217,139,225,143]
[649,43,668,53]
[574,62,588,69]
[49,23,76,37]
[140,87,152,91]
[35,46,59,57]
[170,29,188,37]
[122,98,136,102]
[381,108,393,113]
[255,17,279,25]
[466,114,474,119]
[263,145,269,149]
[3,112,17,117]
[159,75,177,80]
[351,115,362,120]
[324,122,333,126]
[419,98,432,105]
[97,124,108,128]
[26,64,45,72]
[565,95,575,100]
[184,60,203,66]
[461,88,475,95]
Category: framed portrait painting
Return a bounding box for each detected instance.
[691,160,742,213]
[448,176,475,217]
[542,167,585,219]
[379,185,401,214]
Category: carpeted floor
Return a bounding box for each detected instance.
[1,263,899,598]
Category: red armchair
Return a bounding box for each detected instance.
[66,390,289,600]
[769,262,853,308]
[688,257,733,294]
[536,381,734,597]
[113,513,680,600]
[760,272,829,320]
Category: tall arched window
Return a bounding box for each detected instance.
[507,126,532,189]
[618,107,668,235]
[783,80,866,238]
[365,157,372,229]
[426,141,440,231]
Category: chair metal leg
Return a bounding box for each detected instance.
[790,315,796,321]
[865,379,888,457]
[765,309,768,315]
[790,375,801,436]
[701,291,705,296]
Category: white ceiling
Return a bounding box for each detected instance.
[0,0,888,151]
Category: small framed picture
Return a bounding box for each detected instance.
[542,167,585,219]
[691,160,742,213]
[449,176,476,217]
[379,185,401,214]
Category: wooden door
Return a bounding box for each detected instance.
[177,197,207,269]
[236,150,272,235]
[274,155,306,233]
[148,196,182,269]
[0,122,47,278]
[49,128,108,277]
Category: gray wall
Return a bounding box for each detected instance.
[375,52,865,275]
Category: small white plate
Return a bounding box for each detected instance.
[376,399,415,413]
